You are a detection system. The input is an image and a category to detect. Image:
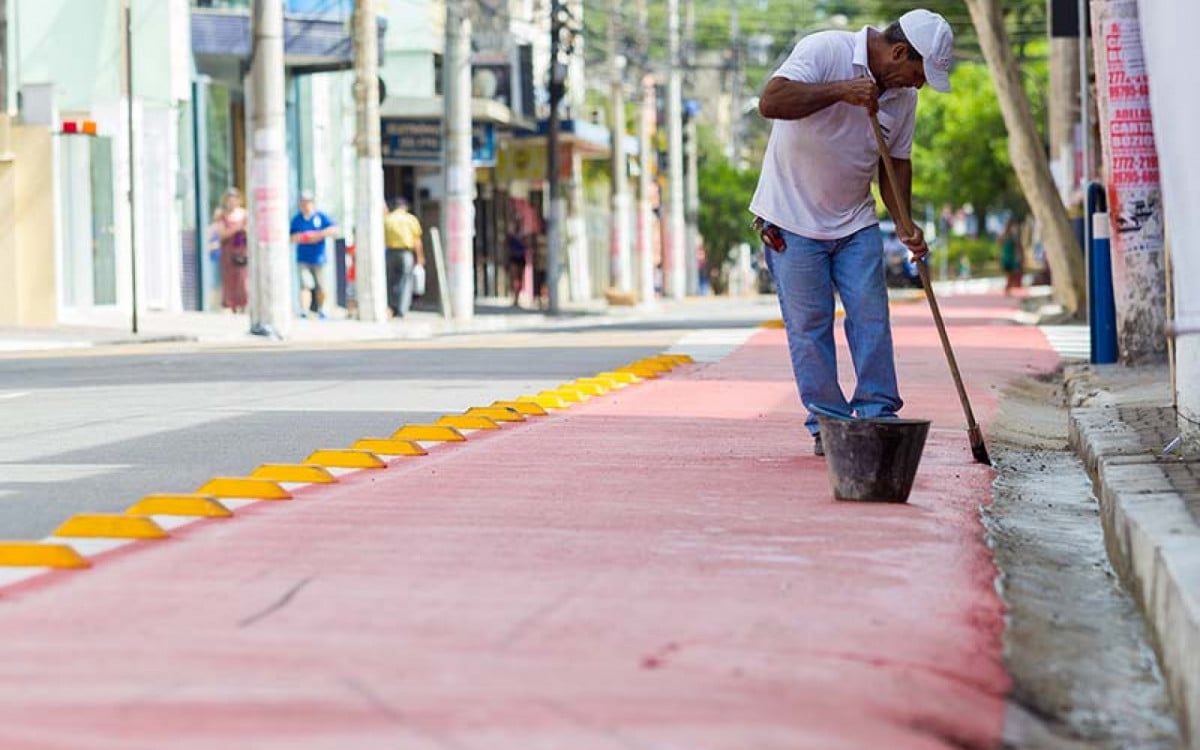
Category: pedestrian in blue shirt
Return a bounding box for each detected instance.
[289,191,337,318]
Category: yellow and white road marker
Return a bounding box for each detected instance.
[391,425,467,442]
[491,400,547,417]
[596,371,642,385]
[125,494,233,519]
[196,477,293,501]
[0,542,90,569]
[564,381,608,396]
[617,365,660,379]
[53,514,169,540]
[577,376,626,390]
[352,438,428,456]
[305,450,387,470]
[467,406,527,422]
[517,394,571,410]
[251,464,339,483]
[545,388,588,404]
[437,414,501,431]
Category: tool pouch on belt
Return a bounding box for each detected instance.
[753,217,786,253]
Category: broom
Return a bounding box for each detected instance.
[869,111,992,466]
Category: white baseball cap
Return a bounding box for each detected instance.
[899,9,954,93]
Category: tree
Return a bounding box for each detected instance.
[696,123,758,293]
[963,0,1085,314]
[911,53,1048,218]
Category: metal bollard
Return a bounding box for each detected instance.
[1089,211,1119,364]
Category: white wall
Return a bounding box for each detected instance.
[381,0,439,98]
[11,0,191,316]
[1139,0,1200,444]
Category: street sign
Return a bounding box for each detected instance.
[381,119,496,167]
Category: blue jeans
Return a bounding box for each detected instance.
[765,224,902,436]
[386,248,416,316]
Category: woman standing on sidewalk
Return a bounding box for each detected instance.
[215,188,249,313]
[999,217,1023,296]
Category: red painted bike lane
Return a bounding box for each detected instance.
[0,294,1060,750]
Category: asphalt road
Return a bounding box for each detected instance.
[0,322,755,539]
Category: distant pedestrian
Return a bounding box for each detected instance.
[215,188,249,314]
[506,224,528,308]
[999,217,1023,296]
[383,197,425,317]
[531,228,548,310]
[289,191,337,319]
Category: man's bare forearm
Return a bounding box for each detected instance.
[758,77,877,120]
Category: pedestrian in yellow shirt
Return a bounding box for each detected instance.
[383,197,425,317]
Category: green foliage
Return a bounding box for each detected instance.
[851,0,1046,61]
[947,235,1000,274]
[696,124,758,291]
[910,44,1047,219]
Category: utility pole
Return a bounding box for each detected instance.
[353,0,387,322]
[684,110,700,295]
[1,0,8,113]
[682,0,699,296]
[546,0,572,314]
[729,1,742,165]
[1048,36,1079,196]
[248,0,291,338]
[1077,0,1090,184]
[607,0,632,294]
[443,0,475,320]
[665,0,686,299]
[122,0,139,333]
[635,0,656,305]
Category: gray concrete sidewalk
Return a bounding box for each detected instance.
[0,279,1015,355]
[1066,363,1200,746]
[0,296,782,353]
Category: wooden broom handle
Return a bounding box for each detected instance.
[868,112,981,431]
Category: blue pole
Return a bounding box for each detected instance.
[1089,210,1118,364]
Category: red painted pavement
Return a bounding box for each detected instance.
[0,293,1061,750]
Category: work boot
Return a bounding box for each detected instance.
[813,433,824,457]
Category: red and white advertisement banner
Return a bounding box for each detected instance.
[1091,0,1164,254]
[1090,0,1168,364]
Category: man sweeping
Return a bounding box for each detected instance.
[749,9,954,456]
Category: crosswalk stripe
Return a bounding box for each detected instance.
[1039,325,1090,361]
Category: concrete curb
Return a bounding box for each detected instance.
[1066,366,1200,746]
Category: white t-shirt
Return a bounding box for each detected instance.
[749,27,918,241]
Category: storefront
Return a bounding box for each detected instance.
[379,95,531,306]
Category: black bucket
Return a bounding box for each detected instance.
[816,416,931,503]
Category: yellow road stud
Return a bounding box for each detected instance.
[575,376,622,391]
[762,319,785,328]
[196,478,292,500]
[438,414,500,430]
[656,353,695,365]
[54,514,169,540]
[305,449,387,469]
[566,381,608,396]
[492,400,547,416]
[353,438,428,456]
[391,424,467,442]
[467,406,528,422]
[517,394,571,410]
[251,464,338,483]
[125,494,233,518]
[0,542,90,569]
[635,359,674,372]
[596,371,642,385]
[546,388,587,403]
[617,365,660,379]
